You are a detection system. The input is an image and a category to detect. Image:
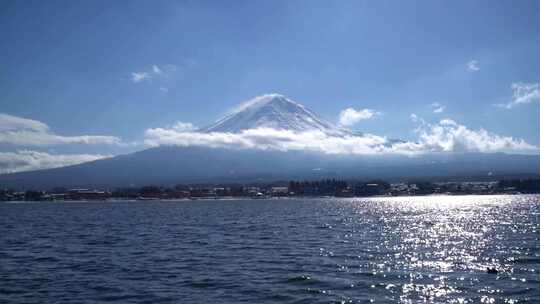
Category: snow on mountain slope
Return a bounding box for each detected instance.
[201,94,354,136]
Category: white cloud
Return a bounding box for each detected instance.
[338,108,379,126]
[0,113,121,146]
[143,119,536,155]
[414,117,535,153]
[431,102,446,114]
[172,121,196,132]
[159,87,169,93]
[466,60,480,72]
[0,113,49,132]
[144,127,409,155]
[0,150,111,174]
[131,72,151,83]
[433,107,445,114]
[496,82,540,109]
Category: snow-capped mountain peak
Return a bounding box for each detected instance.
[201,94,352,135]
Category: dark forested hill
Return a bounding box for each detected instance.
[2,146,540,190]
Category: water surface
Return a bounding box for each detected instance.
[1,195,539,303]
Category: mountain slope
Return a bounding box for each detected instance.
[1,147,540,189]
[201,94,352,136]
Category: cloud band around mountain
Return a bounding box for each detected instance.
[145,118,536,155]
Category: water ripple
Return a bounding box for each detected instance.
[1,195,539,303]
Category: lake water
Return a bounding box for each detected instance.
[1,195,539,303]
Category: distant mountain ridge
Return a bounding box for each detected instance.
[2,147,540,189]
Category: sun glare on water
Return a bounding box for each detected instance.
[324,195,539,303]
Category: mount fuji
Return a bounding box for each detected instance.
[200,94,353,136]
[1,94,540,189]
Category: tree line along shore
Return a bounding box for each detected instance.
[2,178,540,201]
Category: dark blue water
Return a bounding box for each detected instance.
[1,195,539,303]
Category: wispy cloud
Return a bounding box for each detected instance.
[172,121,196,132]
[0,150,111,174]
[431,102,446,114]
[338,108,379,126]
[0,113,121,146]
[466,60,480,72]
[159,87,169,94]
[144,119,535,155]
[152,65,163,75]
[496,82,540,109]
[131,64,178,84]
[131,72,151,83]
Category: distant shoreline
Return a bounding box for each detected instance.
[3,192,539,203]
[3,178,540,202]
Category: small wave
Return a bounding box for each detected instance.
[512,257,540,264]
[286,275,314,284]
[187,279,217,288]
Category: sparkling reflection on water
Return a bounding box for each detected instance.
[0,195,539,303]
[342,195,539,303]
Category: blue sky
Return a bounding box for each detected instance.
[1,0,540,172]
